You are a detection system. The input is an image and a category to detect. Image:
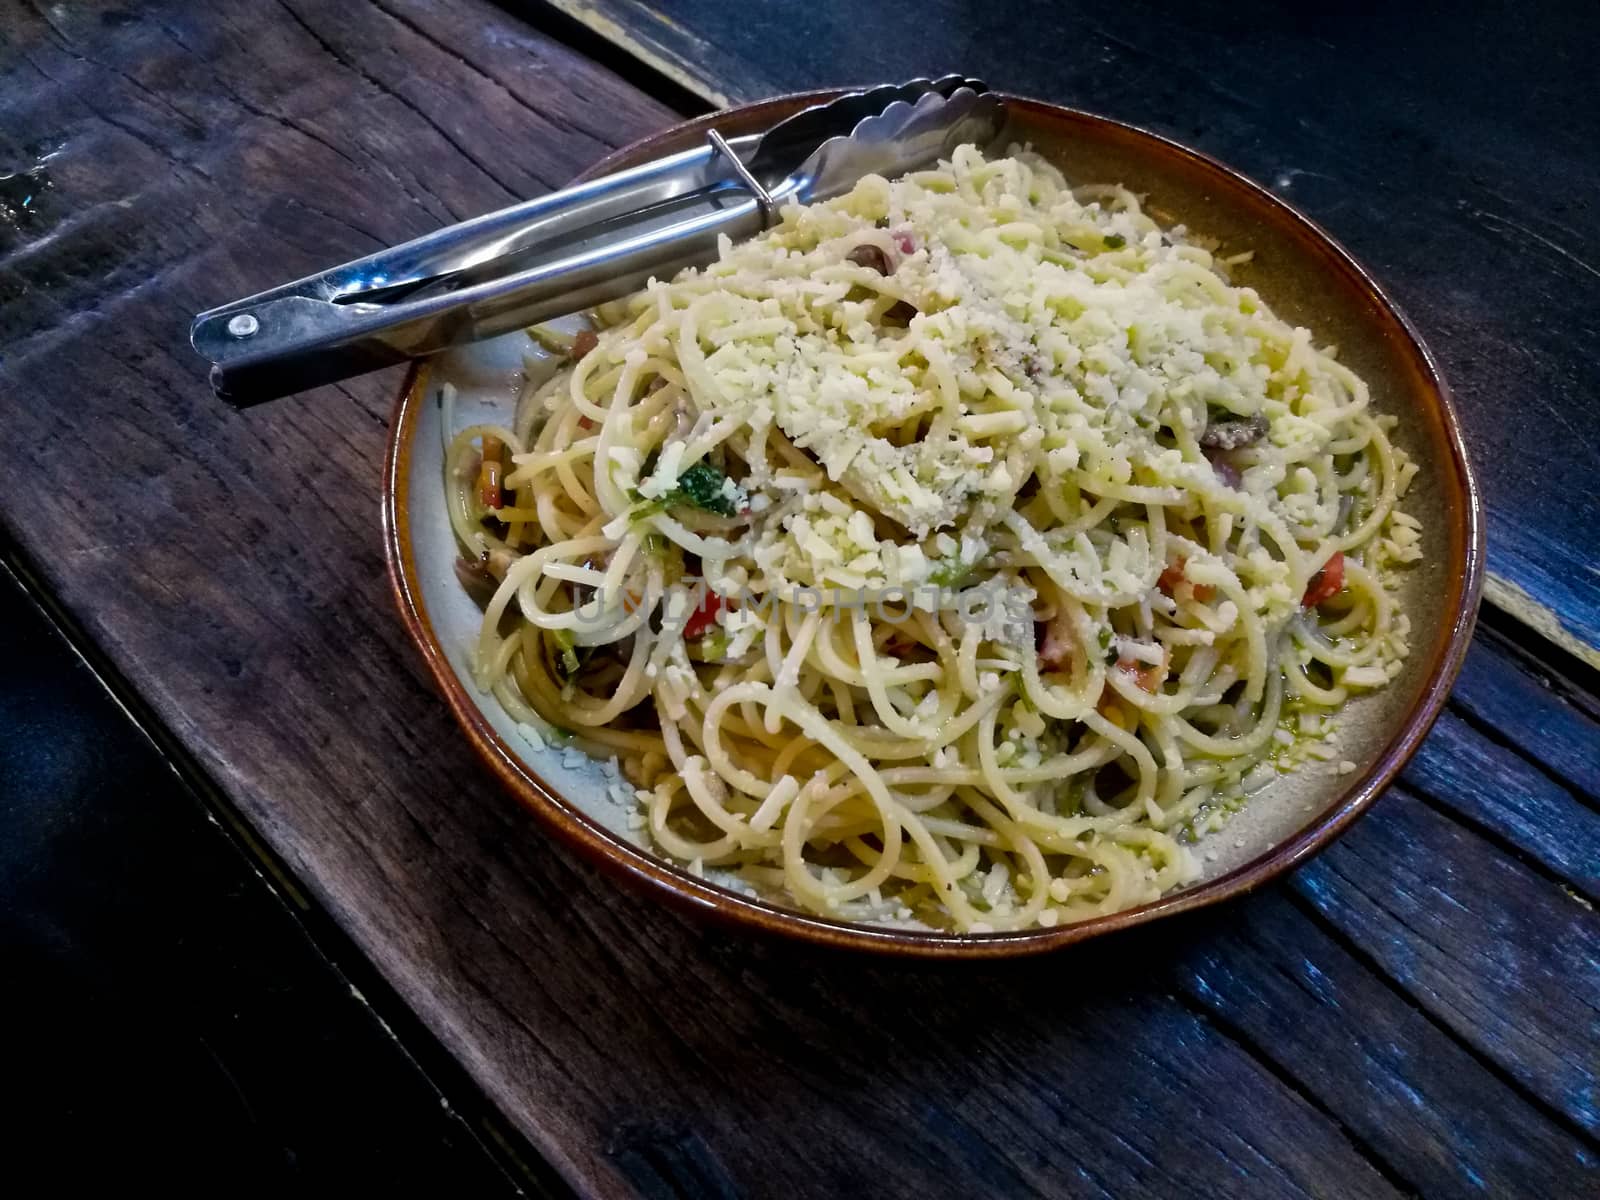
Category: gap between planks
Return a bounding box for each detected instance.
[1284,871,1600,1152]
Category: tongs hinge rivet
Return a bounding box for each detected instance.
[707,129,775,229]
[227,314,260,338]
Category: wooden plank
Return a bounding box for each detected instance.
[1175,897,1599,1198]
[1403,711,1600,899]
[0,2,1442,1196]
[543,0,1600,662]
[1450,627,1600,803]
[1293,787,1600,1135]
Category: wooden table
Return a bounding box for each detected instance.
[2,1,1595,1194]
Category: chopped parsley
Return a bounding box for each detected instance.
[526,324,576,355]
[627,494,671,524]
[674,460,740,516]
[628,458,743,523]
[1099,627,1119,663]
[552,628,586,678]
[1103,233,1126,249]
[928,556,974,588]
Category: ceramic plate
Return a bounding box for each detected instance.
[384,91,1483,956]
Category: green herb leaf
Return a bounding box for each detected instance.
[673,460,739,516]
[627,495,672,525]
[526,324,576,355]
[630,459,742,524]
[1103,233,1126,249]
[1099,627,1120,663]
[552,628,585,678]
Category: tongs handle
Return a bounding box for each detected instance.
[191,134,767,406]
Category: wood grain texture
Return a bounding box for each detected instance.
[1403,710,1600,900]
[543,0,1600,660]
[1174,899,1595,1199]
[1450,626,1600,805]
[2,1,1598,1195]
[1294,787,1600,1135]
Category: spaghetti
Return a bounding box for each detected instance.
[443,145,1420,932]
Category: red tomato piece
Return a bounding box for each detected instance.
[683,591,724,640]
[1302,551,1345,608]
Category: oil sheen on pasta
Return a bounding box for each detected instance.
[444,145,1420,933]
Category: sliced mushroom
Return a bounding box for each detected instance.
[1205,447,1244,489]
[1199,411,1269,451]
[846,244,893,275]
[453,555,497,603]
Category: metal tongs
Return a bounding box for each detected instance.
[191,76,1003,406]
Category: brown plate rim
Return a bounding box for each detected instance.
[383,90,1485,958]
